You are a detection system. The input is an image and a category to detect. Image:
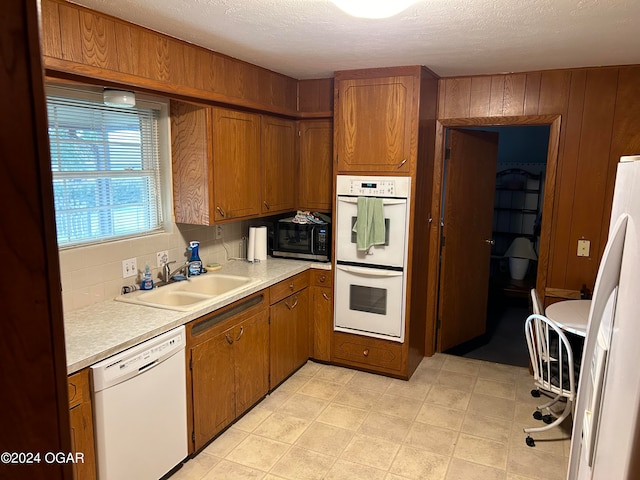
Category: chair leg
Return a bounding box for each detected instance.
[524,398,573,436]
[536,392,564,411]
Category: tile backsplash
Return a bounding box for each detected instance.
[58,221,249,312]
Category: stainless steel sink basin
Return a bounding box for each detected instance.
[115,273,261,311]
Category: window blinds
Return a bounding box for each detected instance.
[47,93,164,247]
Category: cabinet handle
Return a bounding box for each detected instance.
[289,282,294,291]
[485,239,495,245]
[322,292,330,301]
[216,206,226,218]
[363,349,370,357]
[397,158,407,169]
[285,295,298,310]
[263,201,270,210]
[318,274,326,283]
[225,333,233,345]
[235,326,244,341]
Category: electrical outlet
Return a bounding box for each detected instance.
[577,239,591,257]
[156,250,169,267]
[215,225,224,239]
[122,257,137,278]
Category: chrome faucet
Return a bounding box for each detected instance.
[162,260,201,282]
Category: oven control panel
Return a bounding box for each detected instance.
[348,180,396,196]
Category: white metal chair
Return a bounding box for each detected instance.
[523,313,577,447]
[530,288,543,315]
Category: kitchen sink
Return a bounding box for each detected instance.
[174,274,258,296]
[115,273,261,311]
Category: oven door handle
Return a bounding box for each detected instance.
[338,197,406,206]
[336,264,403,277]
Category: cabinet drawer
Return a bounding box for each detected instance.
[270,271,309,304]
[310,269,332,287]
[332,332,402,371]
[68,369,90,409]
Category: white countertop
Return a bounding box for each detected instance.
[64,258,331,374]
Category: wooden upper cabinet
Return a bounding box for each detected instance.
[212,107,262,222]
[299,120,333,212]
[261,116,297,215]
[335,73,416,174]
[170,101,213,225]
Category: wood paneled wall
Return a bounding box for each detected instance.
[438,67,640,299]
[298,78,334,117]
[41,0,299,115]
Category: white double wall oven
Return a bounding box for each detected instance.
[334,176,411,343]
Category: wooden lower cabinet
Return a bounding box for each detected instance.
[68,370,97,480]
[188,293,269,452]
[332,331,403,375]
[269,273,310,388]
[310,270,333,362]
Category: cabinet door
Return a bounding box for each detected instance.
[336,75,414,173]
[270,289,310,388]
[233,310,269,417]
[261,116,297,214]
[299,120,333,211]
[170,101,213,225]
[69,402,97,480]
[191,330,235,451]
[212,108,261,221]
[311,285,332,362]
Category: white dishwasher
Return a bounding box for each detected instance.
[91,325,188,480]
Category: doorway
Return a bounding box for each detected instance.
[429,117,559,367]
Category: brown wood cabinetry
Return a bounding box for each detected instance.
[171,101,299,224]
[298,120,333,212]
[68,370,97,480]
[334,70,418,174]
[310,270,333,362]
[261,116,297,215]
[170,101,213,225]
[330,66,439,379]
[212,108,262,222]
[332,331,403,374]
[187,292,269,452]
[269,272,310,388]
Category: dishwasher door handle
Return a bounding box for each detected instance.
[138,359,159,373]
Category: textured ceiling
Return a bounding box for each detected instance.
[70,0,640,79]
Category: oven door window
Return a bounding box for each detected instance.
[350,217,390,246]
[276,224,312,253]
[349,284,387,315]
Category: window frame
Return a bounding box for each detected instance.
[46,85,173,249]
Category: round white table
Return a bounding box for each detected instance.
[545,299,591,337]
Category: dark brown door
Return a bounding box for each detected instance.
[438,129,499,351]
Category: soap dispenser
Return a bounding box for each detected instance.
[140,263,154,290]
[188,241,203,276]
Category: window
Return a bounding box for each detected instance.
[46,86,167,247]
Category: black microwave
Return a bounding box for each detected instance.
[272,218,331,262]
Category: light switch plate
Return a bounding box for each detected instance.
[122,257,137,278]
[577,239,590,257]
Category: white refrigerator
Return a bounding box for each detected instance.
[568,155,640,479]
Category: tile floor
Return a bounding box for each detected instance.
[170,354,572,480]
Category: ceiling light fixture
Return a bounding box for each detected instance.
[103,89,136,108]
[330,0,418,19]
